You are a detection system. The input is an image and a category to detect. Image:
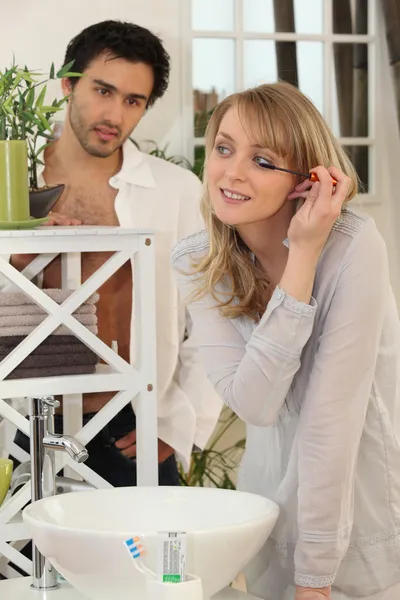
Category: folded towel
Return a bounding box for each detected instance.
[0,304,96,317]
[0,313,98,328]
[0,343,97,356]
[0,335,87,347]
[0,351,99,368]
[5,364,97,379]
[0,289,100,307]
[0,324,98,336]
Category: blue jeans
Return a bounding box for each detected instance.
[14,403,180,487]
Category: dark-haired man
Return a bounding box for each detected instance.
[11,20,222,486]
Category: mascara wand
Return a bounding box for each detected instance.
[263,164,338,186]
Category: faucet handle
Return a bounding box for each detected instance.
[41,397,61,409]
[41,397,61,416]
[28,396,60,417]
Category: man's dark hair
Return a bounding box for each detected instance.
[63,20,170,107]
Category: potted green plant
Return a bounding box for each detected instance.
[178,407,245,488]
[0,61,78,228]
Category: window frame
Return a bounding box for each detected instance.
[182,0,379,202]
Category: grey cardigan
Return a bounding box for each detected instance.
[172,208,400,596]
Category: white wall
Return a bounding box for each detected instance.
[0,0,190,156]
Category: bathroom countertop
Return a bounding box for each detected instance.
[0,577,262,599]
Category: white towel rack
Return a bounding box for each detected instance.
[0,226,158,578]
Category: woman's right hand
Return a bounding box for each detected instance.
[286,165,351,260]
[278,166,350,304]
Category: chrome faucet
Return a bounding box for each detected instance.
[42,432,88,463]
[29,396,89,591]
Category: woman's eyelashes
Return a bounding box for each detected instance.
[214,144,275,170]
[254,156,274,169]
[215,144,231,155]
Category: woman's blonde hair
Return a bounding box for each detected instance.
[191,81,359,320]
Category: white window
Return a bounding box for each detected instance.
[184,0,378,200]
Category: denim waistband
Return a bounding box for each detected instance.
[53,403,136,443]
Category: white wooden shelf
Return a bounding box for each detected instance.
[0,226,159,578]
[0,225,154,252]
[0,364,137,397]
[1,511,26,541]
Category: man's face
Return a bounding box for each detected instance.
[62,53,154,157]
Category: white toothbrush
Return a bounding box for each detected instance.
[124,536,157,580]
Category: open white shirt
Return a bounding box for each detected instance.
[0,141,223,470]
[172,208,400,597]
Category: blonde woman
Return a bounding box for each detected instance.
[172,82,400,600]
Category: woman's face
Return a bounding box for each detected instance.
[207,107,296,227]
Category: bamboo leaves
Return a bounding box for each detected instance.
[0,61,80,188]
[55,60,81,79]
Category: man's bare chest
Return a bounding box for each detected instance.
[42,181,122,290]
[53,184,119,226]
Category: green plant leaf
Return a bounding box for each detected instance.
[2,101,13,113]
[35,142,49,156]
[17,92,24,112]
[129,137,140,148]
[56,60,75,78]
[13,72,22,88]
[41,105,62,113]
[20,71,36,83]
[56,97,68,108]
[49,63,55,79]
[178,406,243,488]
[26,86,35,108]
[36,110,52,131]
[37,131,54,140]
[60,71,82,78]
[35,85,47,108]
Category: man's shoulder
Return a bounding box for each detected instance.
[145,152,201,189]
[171,230,209,267]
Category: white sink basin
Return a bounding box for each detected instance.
[23,486,279,600]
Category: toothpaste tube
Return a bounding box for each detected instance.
[157,531,187,583]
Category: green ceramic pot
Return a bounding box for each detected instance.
[0,140,30,222]
[0,458,13,506]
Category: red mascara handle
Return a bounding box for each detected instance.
[309,172,338,186]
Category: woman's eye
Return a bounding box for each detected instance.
[254,156,273,169]
[216,145,231,155]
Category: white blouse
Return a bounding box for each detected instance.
[172,208,400,597]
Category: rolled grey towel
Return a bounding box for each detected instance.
[0,324,98,336]
[0,351,99,368]
[0,304,96,316]
[0,289,100,307]
[5,364,97,379]
[0,313,98,327]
